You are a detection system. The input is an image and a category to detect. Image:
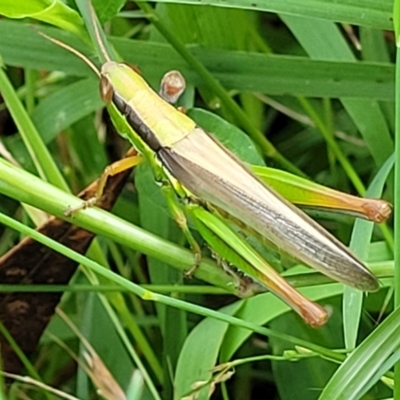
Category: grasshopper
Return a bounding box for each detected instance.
[39,3,386,326]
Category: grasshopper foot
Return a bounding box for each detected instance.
[64,196,99,217]
[184,251,202,278]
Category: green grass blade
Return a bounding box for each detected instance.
[343,154,394,349]
[0,21,395,100]
[0,68,68,191]
[147,0,392,30]
[0,157,238,293]
[282,14,393,168]
[0,0,87,38]
[319,305,400,400]
[393,3,400,396]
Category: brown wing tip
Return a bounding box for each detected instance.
[355,275,380,292]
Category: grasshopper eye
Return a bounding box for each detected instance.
[100,76,114,103]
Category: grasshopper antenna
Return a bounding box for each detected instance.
[37,31,100,78]
[88,2,112,63]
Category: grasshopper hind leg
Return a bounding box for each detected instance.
[64,153,143,216]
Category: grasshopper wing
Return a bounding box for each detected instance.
[159,127,379,292]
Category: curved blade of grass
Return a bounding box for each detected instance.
[343,153,394,350]
[319,305,400,400]
[0,0,87,39]
[174,302,243,400]
[126,370,145,400]
[356,348,398,396]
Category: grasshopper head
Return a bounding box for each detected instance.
[99,61,151,105]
